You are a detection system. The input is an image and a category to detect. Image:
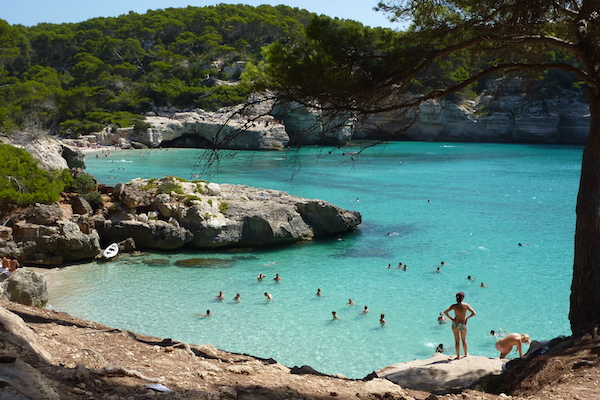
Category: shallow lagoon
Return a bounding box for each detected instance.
[46,142,579,378]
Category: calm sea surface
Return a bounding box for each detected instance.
[44,142,581,378]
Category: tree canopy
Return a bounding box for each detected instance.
[0,4,316,135]
[255,0,600,336]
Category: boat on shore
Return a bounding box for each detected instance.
[101,243,119,260]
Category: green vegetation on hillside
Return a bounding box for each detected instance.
[0,4,584,138]
[0,5,314,135]
[0,144,67,205]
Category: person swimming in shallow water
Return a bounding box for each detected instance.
[444,292,476,360]
[195,310,211,317]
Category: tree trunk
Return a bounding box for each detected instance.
[570,92,600,335]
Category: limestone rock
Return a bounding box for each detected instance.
[377,353,506,391]
[0,268,48,307]
[102,177,361,250]
[0,306,59,399]
[71,195,93,215]
[12,218,101,266]
[140,109,290,150]
[100,219,194,250]
[272,100,354,146]
[32,203,64,225]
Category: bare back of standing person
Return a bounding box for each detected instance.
[443,291,476,360]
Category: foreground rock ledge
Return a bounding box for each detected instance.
[0,300,411,400]
[377,353,506,391]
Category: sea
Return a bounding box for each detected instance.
[42,141,581,379]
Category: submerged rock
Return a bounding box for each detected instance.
[174,258,235,267]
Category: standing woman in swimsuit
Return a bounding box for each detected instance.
[443,292,476,360]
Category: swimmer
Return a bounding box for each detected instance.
[332,311,340,320]
[362,305,369,314]
[444,292,476,360]
[467,275,475,281]
[386,263,392,269]
[495,333,530,358]
[273,273,282,281]
[438,312,447,324]
[347,298,355,305]
[257,273,266,281]
[436,343,444,353]
[264,292,273,302]
[379,313,387,325]
[436,266,441,273]
[195,310,211,317]
[479,282,487,288]
[396,262,403,269]
[316,288,322,296]
[233,293,241,302]
[215,291,224,300]
[490,329,508,338]
[402,264,407,271]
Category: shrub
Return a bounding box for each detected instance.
[0,144,65,205]
[83,190,103,210]
[184,195,202,206]
[157,181,183,195]
[70,173,95,194]
[219,201,229,214]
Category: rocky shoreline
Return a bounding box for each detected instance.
[0,175,360,268]
[1,298,598,400]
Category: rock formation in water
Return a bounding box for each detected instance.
[0,174,361,267]
[99,177,361,249]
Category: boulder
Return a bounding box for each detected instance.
[12,220,101,266]
[100,219,194,250]
[32,203,63,225]
[71,195,93,215]
[377,353,506,391]
[0,268,48,307]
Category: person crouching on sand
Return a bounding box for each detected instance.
[495,333,530,358]
[443,291,476,360]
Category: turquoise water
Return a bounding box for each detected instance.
[46,142,580,378]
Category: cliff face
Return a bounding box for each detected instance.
[354,79,590,144]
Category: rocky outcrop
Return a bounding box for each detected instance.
[271,101,354,146]
[3,201,102,267]
[355,78,590,144]
[140,109,289,150]
[0,268,48,307]
[377,353,506,391]
[101,177,361,249]
[1,133,85,170]
[0,174,360,266]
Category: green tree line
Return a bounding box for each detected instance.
[0,4,315,135]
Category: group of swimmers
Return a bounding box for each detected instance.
[198,273,388,326]
[387,260,490,289]
[201,275,529,360]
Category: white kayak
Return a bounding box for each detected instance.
[102,243,119,259]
